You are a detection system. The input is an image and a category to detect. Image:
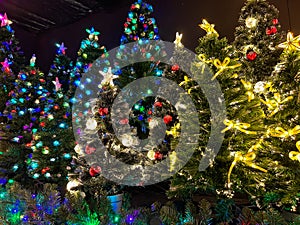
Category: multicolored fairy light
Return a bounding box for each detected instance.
[53,77,62,92]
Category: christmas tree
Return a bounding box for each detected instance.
[0,56,51,188]
[48,43,73,95]
[0,13,25,117]
[233,0,284,82]
[0,13,25,74]
[68,27,108,99]
[168,19,269,205]
[27,76,75,186]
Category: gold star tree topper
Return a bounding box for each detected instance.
[278,32,300,52]
[199,19,219,37]
[174,32,183,48]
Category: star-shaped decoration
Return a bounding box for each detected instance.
[99,67,118,87]
[53,77,62,92]
[1,58,11,72]
[86,27,100,41]
[174,32,183,48]
[0,13,12,27]
[56,42,67,55]
[199,19,219,37]
[278,32,300,52]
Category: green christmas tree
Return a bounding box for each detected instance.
[68,27,108,99]
[0,13,25,116]
[0,56,51,188]
[253,32,300,210]
[168,19,269,206]
[27,76,75,186]
[233,0,284,82]
[48,43,73,95]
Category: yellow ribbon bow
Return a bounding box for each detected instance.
[199,19,219,37]
[289,141,300,162]
[241,79,255,102]
[212,57,241,80]
[179,77,193,94]
[222,119,257,135]
[269,125,300,138]
[166,123,181,138]
[260,93,293,117]
[228,151,267,185]
[195,54,212,73]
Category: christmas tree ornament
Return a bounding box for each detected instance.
[266,26,277,35]
[199,19,219,37]
[245,16,258,28]
[174,32,183,48]
[147,149,155,160]
[163,115,172,124]
[289,141,300,162]
[246,50,257,61]
[1,58,11,72]
[0,13,12,27]
[99,67,118,87]
[86,118,97,130]
[227,151,267,186]
[52,77,62,92]
[89,166,101,176]
[56,42,67,55]
[278,32,300,52]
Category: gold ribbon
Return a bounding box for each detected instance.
[228,151,267,185]
[195,54,212,73]
[212,57,241,80]
[166,123,181,138]
[260,93,293,117]
[241,79,254,102]
[289,141,300,162]
[222,119,257,135]
[269,125,300,138]
[179,76,191,87]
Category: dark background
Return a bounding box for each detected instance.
[1,0,299,72]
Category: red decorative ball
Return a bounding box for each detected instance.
[171,64,180,71]
[154,101,162,107]
[154,151,163,160]
[119,118,129,125]
[246,51,257,61]
[148,110,152,115]
[272,18,279,25]
[163,115,173,124]
[89,166,101,177]
[98,107,108,116]
[266,26,277,35]
[85,145,96,154]
[40,122,46,127]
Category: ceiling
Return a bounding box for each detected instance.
[0,0,132,33]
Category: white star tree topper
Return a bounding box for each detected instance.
[99,67,118,87]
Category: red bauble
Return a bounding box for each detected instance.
[89,166,101,177]
[266,26,277,35]
[154,101,162,107]
[246,51,257,61]
[171,64,180,71]
[85,145,96,154]
[154,151,163,160]
[98,107,108,116]
[272,18,279,25]
[163,115,173,124]
[119,118,129,125]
